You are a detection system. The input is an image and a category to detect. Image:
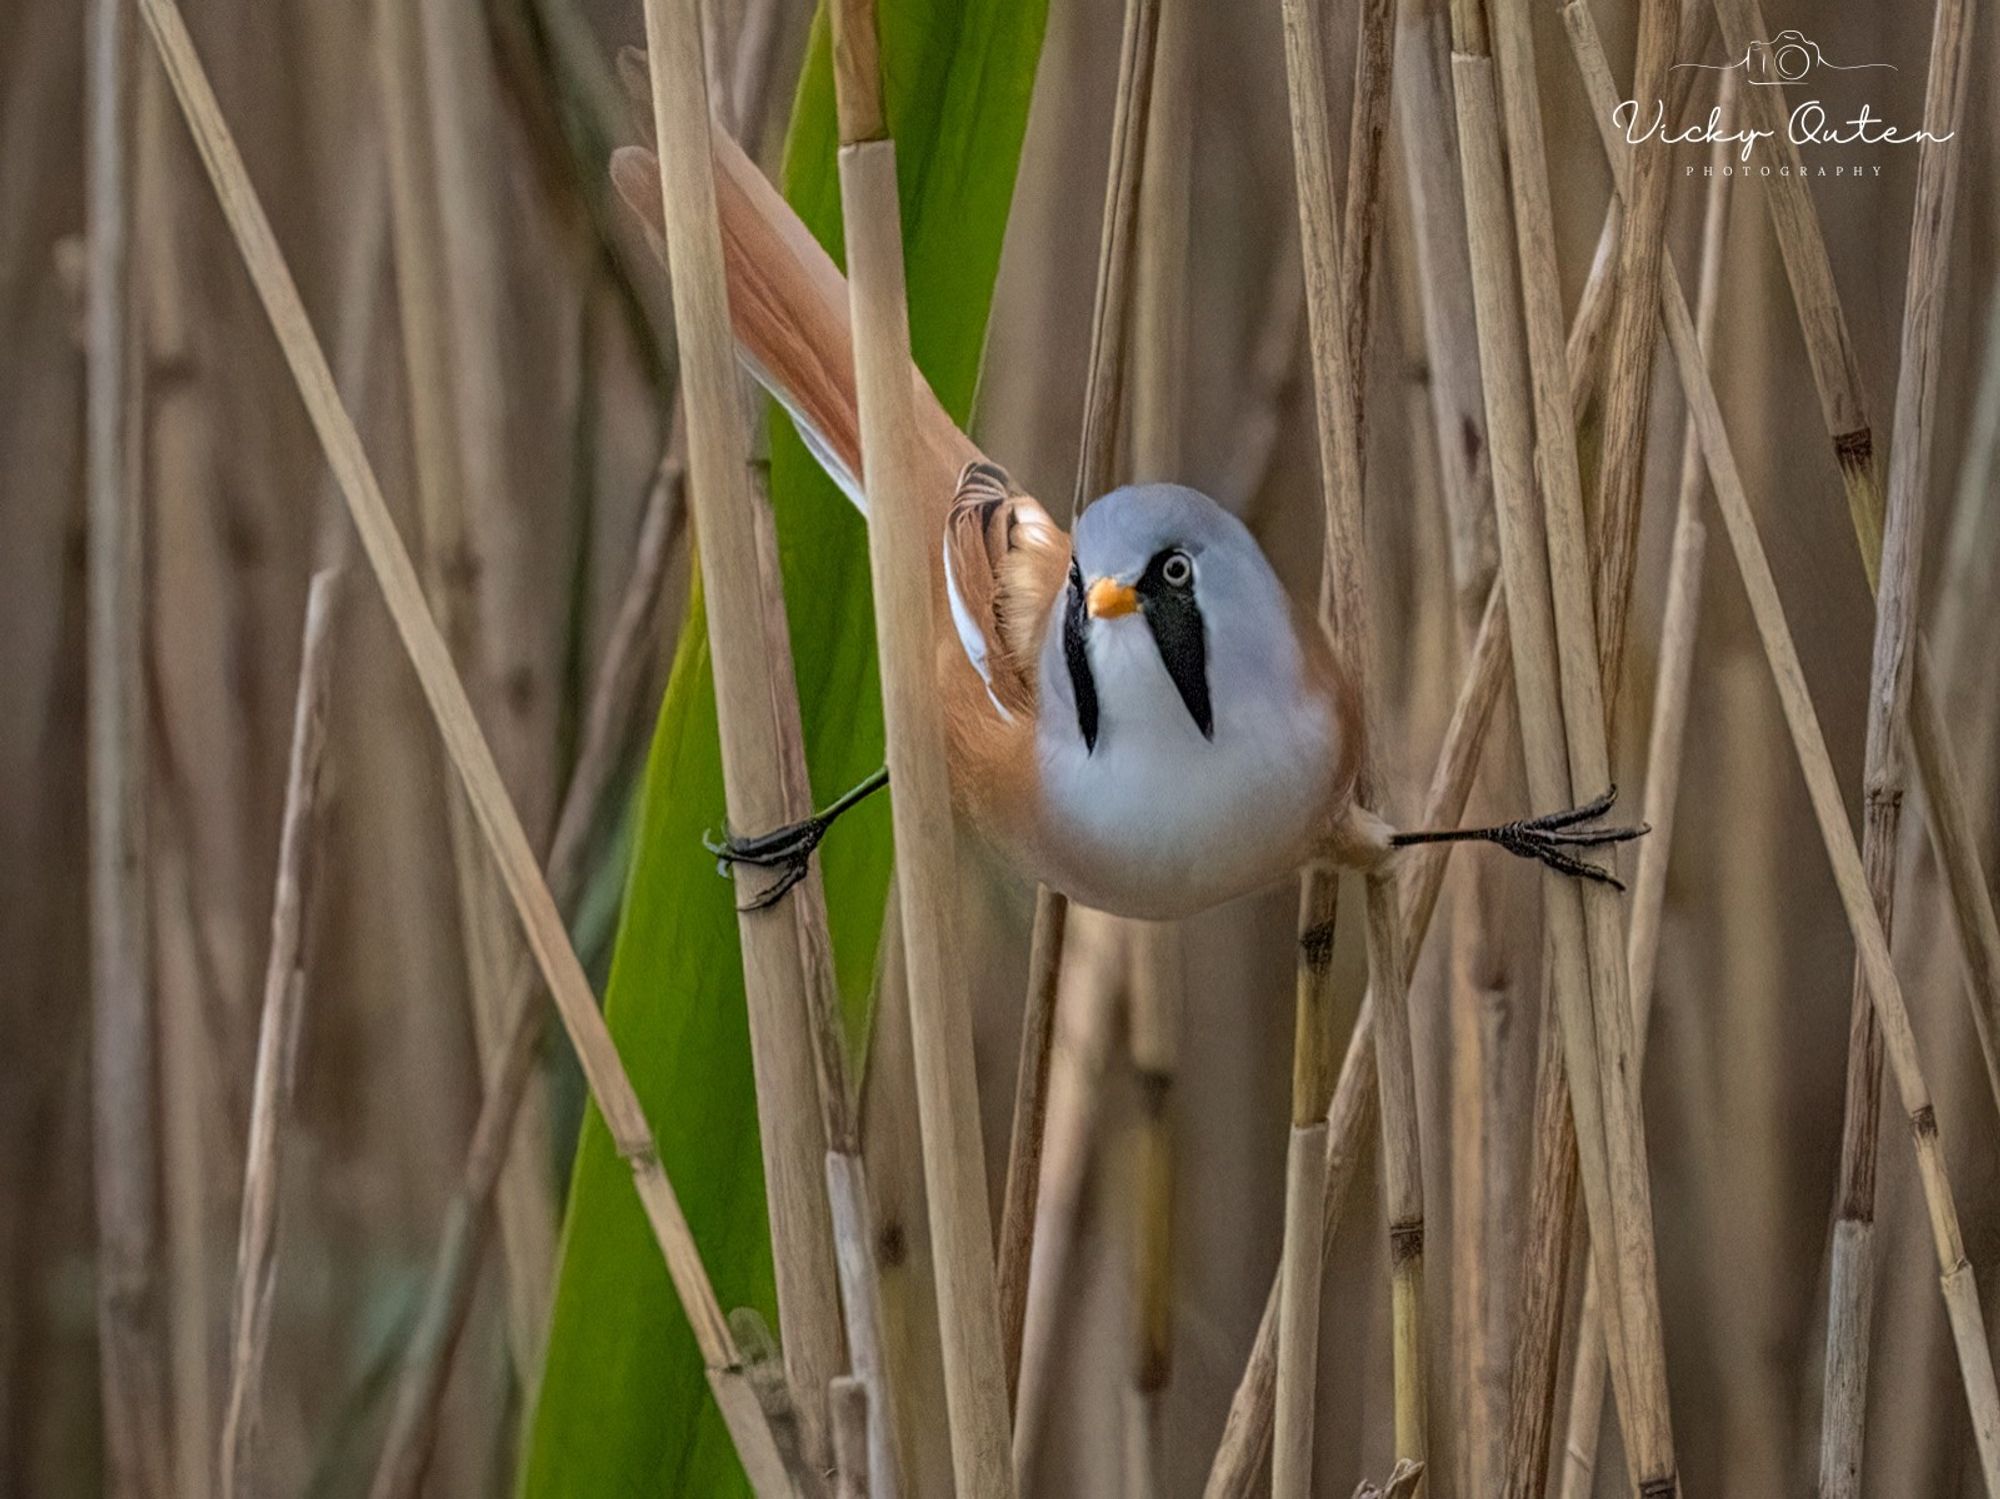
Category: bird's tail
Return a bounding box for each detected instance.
[609,129,981,524]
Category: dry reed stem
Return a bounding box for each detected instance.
[1392,42,1511,1478]
[1395,0,1497,620]
[1341,0,1398,474]
[826,2,1014,1493]
[87,0,172,1488]
[1488,2,1679,1488]
[1123,8,1190,1480]
[1203,583,1512,1499]
[999,884,1069,1404]
[1820,0,1978,1489]
[1071,0,1161,513]
[1012,920,1128,1487]
[218,574,339,1499]
[128,1,795,1486]
[1453,24,1707,1487]
[1557,93,1732,1498]
[368,431,685,1497]
[1449,10,1659,1491]
[642,0,865,1470]
[1584,0,1674,696]
[1277,0,1430,1486]
[832,1375,872,1499]
[1561,10,2000,1487]
[1394,16,1509,1485]
[748,465,900,1499]
[1703,0,1878,529]
[1003,0,1164,1426]
[374,0,559,1384]
[1707,0,2000,1111]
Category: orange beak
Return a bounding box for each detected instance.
[1086,577,1140,619]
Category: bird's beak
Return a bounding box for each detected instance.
[1086,577,1140,620]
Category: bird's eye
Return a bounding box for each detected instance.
[1161,550,1193,588]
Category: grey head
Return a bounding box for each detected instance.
[1041,483,1301,754]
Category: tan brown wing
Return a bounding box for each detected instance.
[942,461,1069,720]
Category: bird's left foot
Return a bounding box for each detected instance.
[1390,785,1648,890]
[1479,787,1648,890]
[703,765,889,911]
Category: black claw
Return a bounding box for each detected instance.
[704,816,828,867]
[1521,784,1620,832]
[735,857,812,912]
[1524,841,1628,890]
[703,815,829,911]
[1528,821,1650,849]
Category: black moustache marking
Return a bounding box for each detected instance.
[1064,560,1100,753]
[1138,550,1213,740]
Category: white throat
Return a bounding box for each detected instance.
[1034,609,1334,919]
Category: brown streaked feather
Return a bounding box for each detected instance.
[943,461,1069,718]
[611,128,1058,858]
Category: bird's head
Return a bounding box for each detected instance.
[1048,483,1293,754]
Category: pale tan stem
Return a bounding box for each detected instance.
[828,1,1014,1491]
[1276,0,1430,1484]
[1820,0,1979,1489]
[218,576,340,1499]
[88,0,173,1486]
[1559,81,1733,1498]
[1487,0,1678,1485]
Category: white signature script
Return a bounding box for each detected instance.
[1613,100,1953,162]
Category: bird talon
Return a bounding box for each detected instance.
[703,813,834,910]
[1519,785,1621,833]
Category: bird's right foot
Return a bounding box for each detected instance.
[702,765,890,911]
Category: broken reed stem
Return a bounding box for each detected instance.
[998,885,1068,1405]
[1277,0,1429,1487]
[832,1375,872,1499]
[1707,0,2000,1112]
[374,0,558,1382]
[1560,8,2000,1487]
[826,3,1014,1494]
[642,0,862,1471]
[128,0,793,1485]
[218,574,340,1499]
[1820,0,1978,1491]
[1488,1,1679,1489]
[369,432,686,1499]
[87,0,174,1489]
[1558,96,1731,1498]
[1204,582,1512,1499]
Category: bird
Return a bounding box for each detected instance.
[608,130,1642,922]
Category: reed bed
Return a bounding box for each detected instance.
[16,0,2000,1495]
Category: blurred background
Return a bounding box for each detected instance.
[6,0,2000,1493]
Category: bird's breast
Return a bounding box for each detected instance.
[1033,645,1341,919]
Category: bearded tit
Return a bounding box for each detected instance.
[609,133,1641,921]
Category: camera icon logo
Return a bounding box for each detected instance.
[1673,29,1896,87]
